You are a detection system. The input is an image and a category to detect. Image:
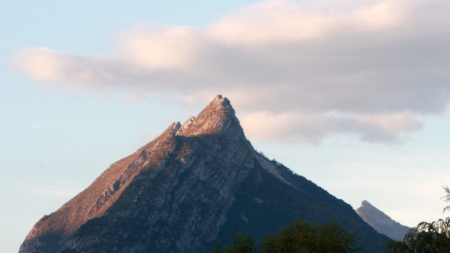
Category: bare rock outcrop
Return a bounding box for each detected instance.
[20,95,391,253]
[356,200,410,241]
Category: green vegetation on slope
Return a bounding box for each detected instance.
[209,219,361,253]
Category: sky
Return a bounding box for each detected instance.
[2,0,450,252]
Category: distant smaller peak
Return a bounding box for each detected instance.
[358,200,378,210]
[361,200,373,208]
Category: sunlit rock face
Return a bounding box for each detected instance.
[356,200,410,241]
[20,95,390,253]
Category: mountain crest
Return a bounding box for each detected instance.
[357,200,394,226]
[20,95,391,253]
[356,200,410,241]
[175,95,241,137]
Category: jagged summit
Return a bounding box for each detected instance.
[20,95,253,253]
[356,200,410,241]
[161,95,237,138]
[20,96,391,253]
[357,200,395,226]
[175,95,240,137]
[360,200,375,210]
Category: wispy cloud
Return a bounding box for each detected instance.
[240,111,422,144]
[11,0,450,143]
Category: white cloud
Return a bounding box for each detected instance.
[240,111,422,143]
[207,0,405,44]
[11,0,450,143]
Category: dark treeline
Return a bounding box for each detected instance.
[212,187,450,253]
[209,219,361,253]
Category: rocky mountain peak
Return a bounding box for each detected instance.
[175,95,242,138]
[360,200,374,209]
[357,200,392,225]
[20,95,392,253]
[213,94,231,107]
[356,200,410,241]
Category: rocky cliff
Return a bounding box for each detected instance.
[356,200,410,241]
[20,95,391,253]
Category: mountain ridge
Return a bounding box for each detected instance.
[20,95,391,253]
[356,200,410,241]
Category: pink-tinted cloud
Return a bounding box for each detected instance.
[11,0,450,143]
[240,111,422,144]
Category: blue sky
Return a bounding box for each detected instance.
[2,0,450,252]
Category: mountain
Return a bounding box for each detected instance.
[356,200,410,241]
[20,95,391,253]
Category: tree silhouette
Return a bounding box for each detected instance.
[209,232,258,253]
[386,186,450,253]
[209,220,361,253]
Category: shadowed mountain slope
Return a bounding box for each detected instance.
[356,200,410,241]
[20,95,390,253]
